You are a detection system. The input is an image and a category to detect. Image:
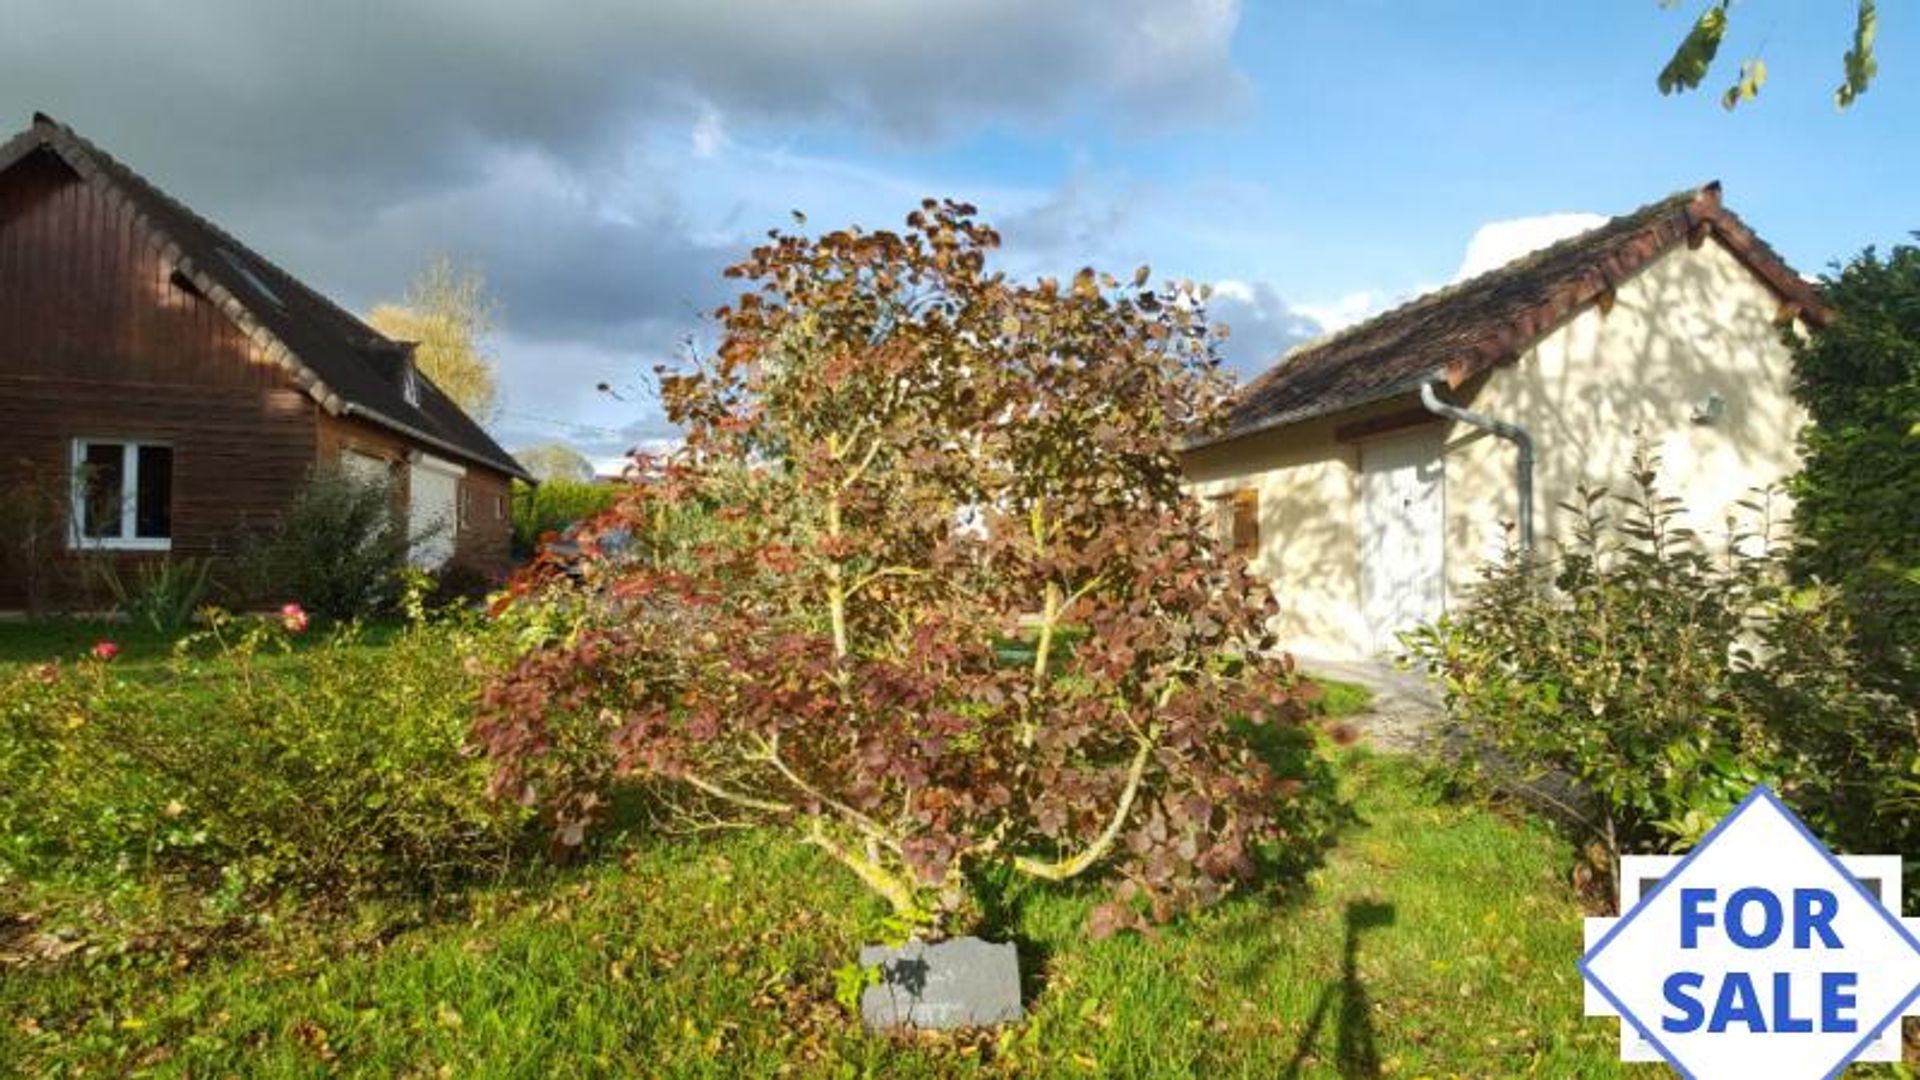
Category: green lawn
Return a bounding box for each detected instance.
[0,627,1651,1078]
[0,618,190,666]
[2,761,1640,1078]
[1311,675,1374,721]
[0,616,410,665]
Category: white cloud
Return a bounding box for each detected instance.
[1293,291,1382,333]
[690,107,731,160]
[1207,278,1323,380]
[591,440,678,478]
[1455,212,1607,281]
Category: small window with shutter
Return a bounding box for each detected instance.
[1210,488,1259,557]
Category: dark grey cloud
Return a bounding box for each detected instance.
[3,1,1248,208]
[0,1,1253,450]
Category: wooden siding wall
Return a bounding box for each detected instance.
[316,412,516,580]
[0,150,317,606]
[0,150,287,388]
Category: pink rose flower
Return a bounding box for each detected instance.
[90,641,119,661]
[279,602,310,634]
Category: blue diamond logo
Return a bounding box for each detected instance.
[1581,786,1920,1079]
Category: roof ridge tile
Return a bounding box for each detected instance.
[1201,182,1821,450]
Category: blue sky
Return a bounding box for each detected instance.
[4,2,1913,464]
[846,2,1915,304]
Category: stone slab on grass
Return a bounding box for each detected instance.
[859,936,1023,1030]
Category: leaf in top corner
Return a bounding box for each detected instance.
[1836,0,1878,108]
[1658,1,1730,96]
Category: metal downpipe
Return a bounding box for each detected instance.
[1418,373,1536,553]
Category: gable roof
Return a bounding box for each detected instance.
[1197,182,1827,450]
[0,113,531,481]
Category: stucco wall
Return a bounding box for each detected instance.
[1184,397,1416,658]
[1441,235,1809,602]
[1184,235,1809,659]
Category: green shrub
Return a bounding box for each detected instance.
[1787,241,1920,706]
[92,557,213,634]
[234,469,414,620]
[421,559,499,610]
[509,478,619,557]
[0,608,531,903]
[1407,450,1913,875]
[0,456,85,617]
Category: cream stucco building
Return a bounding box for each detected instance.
[1184,183,1824,661]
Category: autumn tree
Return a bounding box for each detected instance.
[515,441,596,483]
[369,256,502,420]
[1658,0,1879,110]
[475,201,1320,936]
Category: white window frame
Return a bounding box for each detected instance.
[70,437,173,552]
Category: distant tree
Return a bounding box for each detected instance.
[508,479,621,558]
[515,442,596,484]
[1657,1,1878,110]
[368,256,502,421]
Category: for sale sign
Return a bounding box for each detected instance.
[1581,786,1920,1079]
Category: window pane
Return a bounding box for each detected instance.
[135,444,173,539]
[81,442,124,538]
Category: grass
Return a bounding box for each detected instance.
[0,616,405,673]
[0,618,190,666]
[1310,675,1374,721]
[2,760,1640,1078]
[0,622,1648,1078]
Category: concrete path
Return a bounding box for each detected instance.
[1297,656,1444,753]
[1301,654,1601,831]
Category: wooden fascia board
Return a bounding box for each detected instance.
[1334,406,1441,444]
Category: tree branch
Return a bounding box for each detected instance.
[845,565,924,600]
[1012,731,1155,882]
[754,734,898,851]
[804,820,927,923]
[678,769,793,816]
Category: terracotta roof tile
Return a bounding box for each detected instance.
[1199,182,1824,448]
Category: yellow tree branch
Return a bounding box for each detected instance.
[1012,731,1156,882]
[679,769,793,816]
[845,565,924,601]
[805,819,928,923]
[754,734,898,851]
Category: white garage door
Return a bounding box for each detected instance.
[408,455,463,570]
[1359,429,1445,655]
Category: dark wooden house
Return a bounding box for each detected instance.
[0,113,530,608]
